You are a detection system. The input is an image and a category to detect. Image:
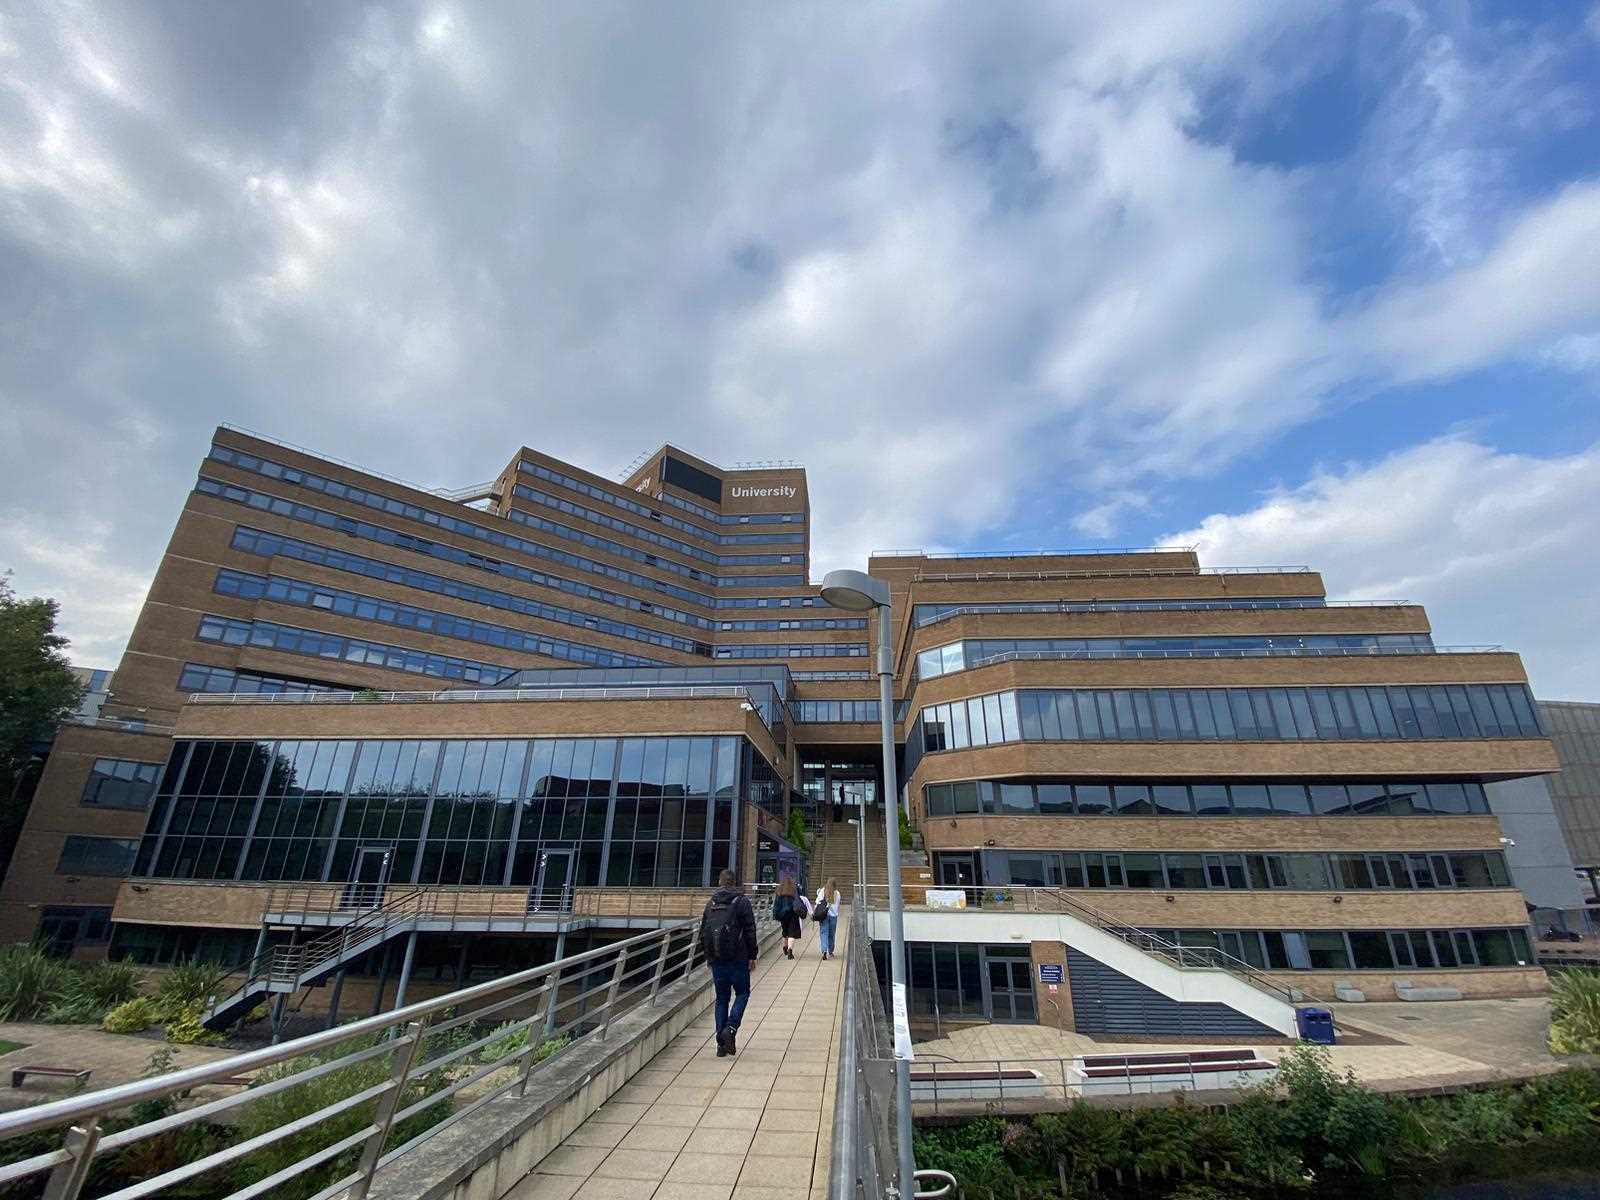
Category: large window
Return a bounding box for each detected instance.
[212,570,669,670]
[135,736,771,889]
[81,759,161,810]
[228,533,713,655]
[909,684,1542,772]
[197,614,515,684]
[916,634,1435,678]
[57,837,140,877]
[969,848,1511,892]
[924,777,1492,817]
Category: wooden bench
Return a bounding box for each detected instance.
[908,1066,1049,1101]
[1072,1050,1276,1096]
[11,1066,91,1089]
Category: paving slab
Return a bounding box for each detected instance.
[502,913,849,1200]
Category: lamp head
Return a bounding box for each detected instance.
[820,569,890,611]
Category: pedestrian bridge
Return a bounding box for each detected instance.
[0,897,907,1200]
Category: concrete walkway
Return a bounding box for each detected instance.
[509,915,847,1200]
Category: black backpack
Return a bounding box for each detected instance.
[772,894,793,921]
[704,896,743,962]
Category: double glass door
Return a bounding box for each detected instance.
[983,950,1037,1023]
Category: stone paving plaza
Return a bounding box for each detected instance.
[508,917,846,1200]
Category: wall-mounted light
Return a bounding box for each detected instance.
[1165,895,1175,903]
[1333,895,1343,904]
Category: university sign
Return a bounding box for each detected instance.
[730,485,798,499]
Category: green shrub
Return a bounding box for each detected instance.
[1549,967,1600,1055]
[0,945,75,1021]
[41,993,108,1025]
[164,1003,224,1045]
[898,807,914,850]
[72,961,143,1009]
[103,997,160,1033]
[232,1034,452,1200]
[784,807,809,852]
[154,958,223,1020]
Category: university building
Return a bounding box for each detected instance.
[0,427,1560,1033]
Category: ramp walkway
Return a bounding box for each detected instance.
[508,917,847,1200]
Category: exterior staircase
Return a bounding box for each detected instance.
[202,888,430,1028]
[810,809,892,898]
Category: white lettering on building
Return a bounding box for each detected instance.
[729,485,798,499]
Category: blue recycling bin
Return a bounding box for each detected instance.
[1296,1006,1336,1045]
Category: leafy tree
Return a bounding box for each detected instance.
[0,574,86,880]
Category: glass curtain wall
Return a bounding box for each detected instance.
[135,734,768,889]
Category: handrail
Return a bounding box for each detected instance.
[965,645,1499,667]
[911,599,1416,628]
[874,547,1194,559]
[915,566,1313,582]
[1,893,777,1200]
[857,884,1301,1007]
[186,684,766,705]
[1035,887,1300,1006]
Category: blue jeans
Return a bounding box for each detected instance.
[820,913,838,956]
[710,960,751,1034]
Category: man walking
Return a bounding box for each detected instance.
[699,868,758,1056]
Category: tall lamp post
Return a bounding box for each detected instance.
[820,569,916,1199]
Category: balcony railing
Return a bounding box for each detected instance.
[967,645,1501,668]
[914,565,1313,583]
[910,599,1414,628]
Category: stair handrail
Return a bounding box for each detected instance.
[1032,887,1302,1006]
[275,887,429,980]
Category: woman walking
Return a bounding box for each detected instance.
[773,876,808,959]
[813,878,841,960]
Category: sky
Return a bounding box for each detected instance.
[1,1,1598,699]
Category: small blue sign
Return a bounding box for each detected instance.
[1039,964,1063,985]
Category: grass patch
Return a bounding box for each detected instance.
[0,1040,25,1055]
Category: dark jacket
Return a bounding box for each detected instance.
[700,886,758,963]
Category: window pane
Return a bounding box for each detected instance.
[1349,932,1393,969]
[1074,784,1111,815]
[1122,854,1163,888]
[1164,854,1206,888]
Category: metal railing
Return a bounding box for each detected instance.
[910,599,1414,628]
[187,684,765,706]
[831,886,901,1200]
[0,897,775,1200]
[915,566,1312,583]
[967,645,1500,668]
[909,1054,1277,1113]
[861,884,1299,1007]
[874,547,1193,559]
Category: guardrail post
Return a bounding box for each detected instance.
[598,944,629,1041]
[519,977,556,1098]
[348,1019,426,1200]
[647,928,675,1005]
[41,1120,99,1200]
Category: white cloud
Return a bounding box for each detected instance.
[0,2,1596,672]
[0,513,154,669]
[1355,180,1600,380]
[1164,438,1600,700]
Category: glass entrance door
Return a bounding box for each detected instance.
[937,854,979,905]
[983,949,1037,1023]
[342,846,391,909]
[532,849,575,912]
